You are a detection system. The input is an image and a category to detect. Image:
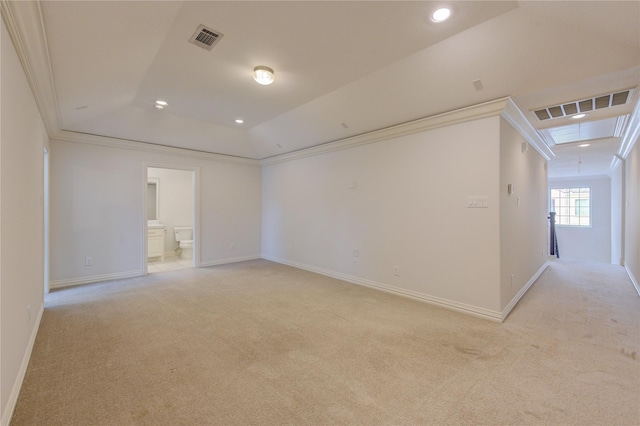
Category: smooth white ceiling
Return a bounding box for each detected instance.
[37,1,640,175]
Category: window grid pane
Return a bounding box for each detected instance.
[550,187,591,227]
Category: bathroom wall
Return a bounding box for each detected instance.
[148,167,194,256]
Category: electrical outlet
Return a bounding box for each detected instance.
[394,266,400,276]
[85,257,93,266]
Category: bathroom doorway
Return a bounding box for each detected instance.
[144,165,198,274]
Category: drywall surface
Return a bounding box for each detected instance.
[549,176,612,263]
[262,117,502,315]
[611,163,624,266]
[625,139,640,291]
[1,19,47,423]
[49,139,261,286]
[499,118,548,311]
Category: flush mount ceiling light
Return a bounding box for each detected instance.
[155,100,167,110]
[578,143,591,148]
[253,66,275,85]
[431,7,451,22]
[235,119,244,124]
[572,114,586,119]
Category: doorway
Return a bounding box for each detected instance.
[144,165,198,274]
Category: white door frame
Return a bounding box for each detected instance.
[143,163,200,274]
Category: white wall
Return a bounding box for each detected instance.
[1,18,47,424]
[262,116,503,316]
[625,139,640,293]
[50,138,261,287]
[499,118,548,311]
[148,167,193,256]
[611,163,624,265]
[548,176,611,263]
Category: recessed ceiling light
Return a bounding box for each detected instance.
[431,7,451,22]
[235,119,244,124]
[578,143,590,148]
[572,114,586,119]
[253,66,275,85]
[155,100,168,106]
[154,104,164,110]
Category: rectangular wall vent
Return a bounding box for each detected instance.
[189,24,223,51]
[533,90,632,121]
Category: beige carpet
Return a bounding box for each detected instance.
[10,259,640,425]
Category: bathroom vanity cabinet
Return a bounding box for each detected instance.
[148,226,166,260]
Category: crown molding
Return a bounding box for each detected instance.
[52,130,260,167]
[501,98,554,161]
[1,0,61,135]
[619,94,640,159]
[260,97,512,166]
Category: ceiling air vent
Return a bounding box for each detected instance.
[189,24,223,51]
[533,89,632,121]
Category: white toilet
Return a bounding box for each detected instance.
[173,227,193,259]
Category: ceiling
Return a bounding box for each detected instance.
[8,1,640,177]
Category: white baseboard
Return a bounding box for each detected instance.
[49,269,142,289]
[1,303,44,426]
[199,254,262,268]
[500,261,550,322]
[626,265,640,297]
[262,255,503,322]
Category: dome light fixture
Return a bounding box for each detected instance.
[572,113,586,119]
[155,100,168,110]
[253,66,275,85]
[431,7,451,22]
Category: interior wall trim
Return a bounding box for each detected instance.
[500,261,550,322]
[1,303,44,426]
[260,97,511,166]
[52,131,260,167]
[49,269,142,290]
[626,264,640,297]
[501,98,554,161]
[199,254,262,268]
[262,255,504,322]
[619,96,640,159]
[1,0,60,135]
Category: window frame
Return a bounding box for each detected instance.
[549,186,592,228]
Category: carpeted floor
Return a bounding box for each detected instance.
[10,259,640,425]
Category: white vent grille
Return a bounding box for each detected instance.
[189,24,223,51]
[534,89,632,121]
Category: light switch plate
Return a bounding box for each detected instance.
[467,196,488,208]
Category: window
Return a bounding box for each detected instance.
[550,187,591,227]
